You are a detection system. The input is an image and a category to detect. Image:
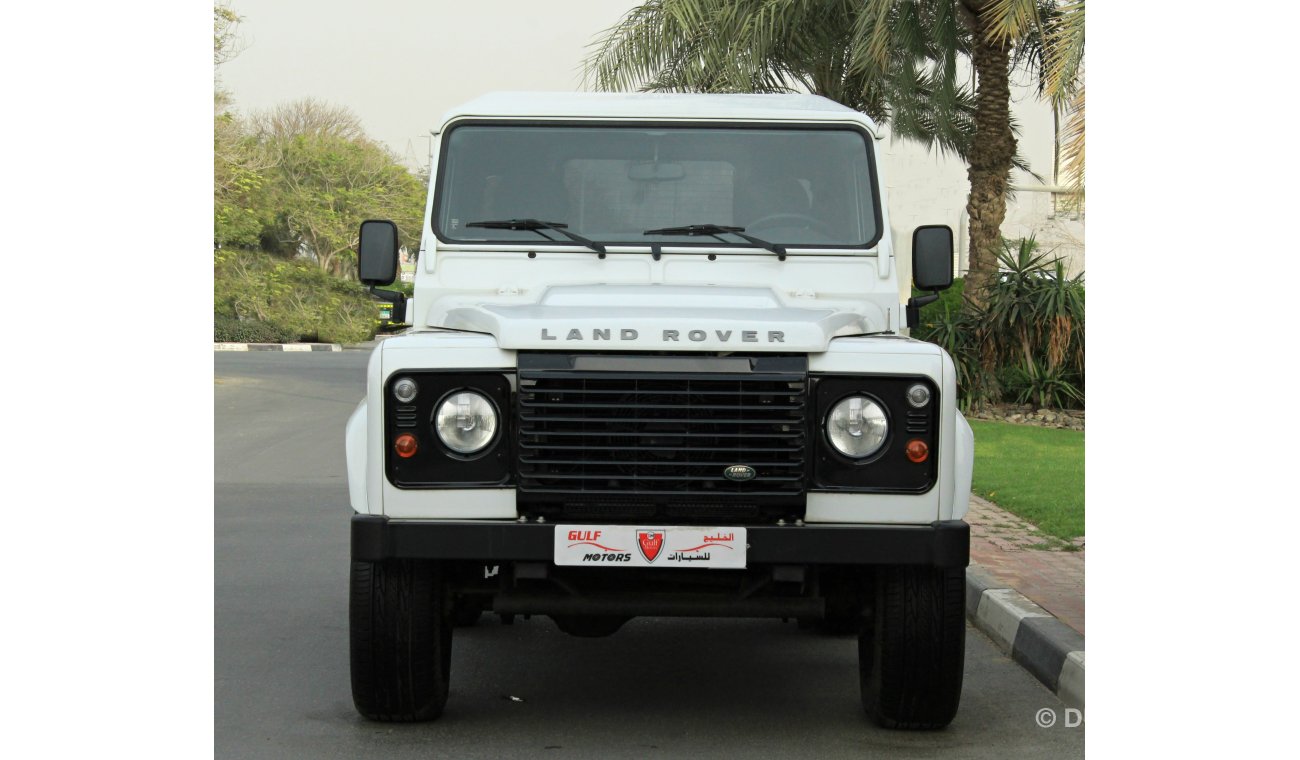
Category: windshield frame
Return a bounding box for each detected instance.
[430,118,884,254]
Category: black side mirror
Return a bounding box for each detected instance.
[912,225,954,291]
[358,219,400,286]
[357,219,407,323]
[906,225,954,329]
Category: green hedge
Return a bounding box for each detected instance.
[214,315,299,343]
[214,250,378,344]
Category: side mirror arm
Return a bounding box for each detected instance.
[369,286,407,324]
[905,291,940,329]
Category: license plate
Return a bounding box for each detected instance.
[554,525,747,569]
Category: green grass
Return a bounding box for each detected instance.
[968,420,1084,541]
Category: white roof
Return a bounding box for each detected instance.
[436,91,878,133]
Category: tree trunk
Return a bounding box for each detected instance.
[963,3,1016,309]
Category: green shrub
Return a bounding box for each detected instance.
[911,287,998,411]
[215,250,378,344]
[909,238,1084,410]
[214,315,297,343]
[910,276,966,342]
[1002,358,1084,409]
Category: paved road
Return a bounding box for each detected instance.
[215,351,1085,759]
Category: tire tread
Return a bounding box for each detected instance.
[860,566,965,730]
[350,559,451,722]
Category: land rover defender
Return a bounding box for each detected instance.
[346,92,974,729]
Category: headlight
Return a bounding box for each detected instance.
[906,383,931,408]
[826,395,888,459]
[434,390,499,454]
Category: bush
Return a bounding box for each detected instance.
[1002,358,1084,409]
[215,250,378,344]
[910,277,966,339]
[214,315,297,343]
[911,283,998,411]
[909,238,1084,410]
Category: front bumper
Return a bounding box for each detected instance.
[352,515,969,568]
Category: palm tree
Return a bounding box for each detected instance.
[961,0,1085,298]
[585,0,975,164]
[584,0,1080,307]
[959,0,1026,301]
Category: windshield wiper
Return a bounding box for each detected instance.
[465,218,607,257]
[643,224,787,261]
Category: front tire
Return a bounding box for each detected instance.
[859,566,965,730]
[350,559,453,721]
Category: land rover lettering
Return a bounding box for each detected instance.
[540,327,789,343]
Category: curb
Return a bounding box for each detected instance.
[214,342,341,352]
[967,565,1084,709]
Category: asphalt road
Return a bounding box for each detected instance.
[215,350,1084,759]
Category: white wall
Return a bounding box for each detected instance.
[884,68,1085,300]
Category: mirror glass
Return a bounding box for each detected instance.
[358,220,399,285]
[913,226,954,291]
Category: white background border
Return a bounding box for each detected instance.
[6,2,1299,756]
[3,2,212,755]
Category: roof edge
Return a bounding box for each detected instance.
[434,92,879,135]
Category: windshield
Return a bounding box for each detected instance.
[434,123,881,251]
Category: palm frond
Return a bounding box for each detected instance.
[1059,84,1084,195]
[581,0,1068,175]
[584,0,982,160]
[982,0,1042,46]
[1005,1,1084,193]
[1041,0,1084,109]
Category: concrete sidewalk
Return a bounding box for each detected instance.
[967,494,1084,634]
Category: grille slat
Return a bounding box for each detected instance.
[520,458,805,469]
[523,488,798,497]
[519,472,804,482]
[521,414,799,426]
[516,386,801,397]
[517,429,803,440]
[518,442,802,453]
[523,401,804,411]
[516,358,807,509]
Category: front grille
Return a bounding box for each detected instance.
[516,354,808,519]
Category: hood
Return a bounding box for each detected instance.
[441,284,885,352]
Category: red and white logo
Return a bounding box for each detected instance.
[636,529,665,563]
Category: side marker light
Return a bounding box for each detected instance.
[394,433,418,458]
